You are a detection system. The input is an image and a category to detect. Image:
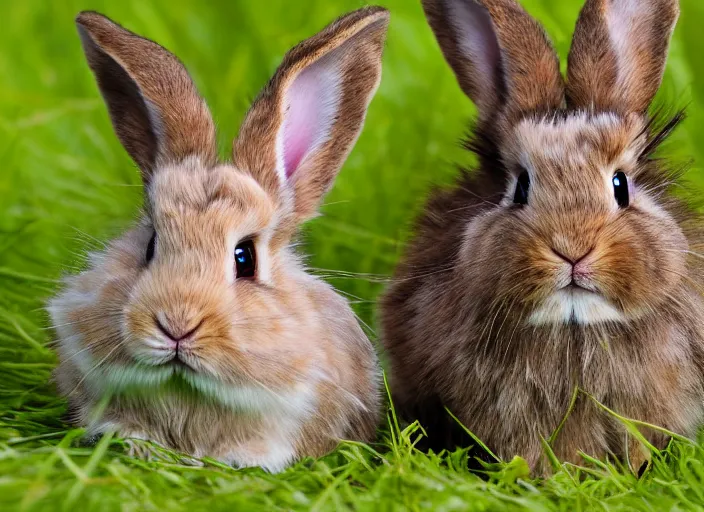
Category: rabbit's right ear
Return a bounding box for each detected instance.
[232,7,389,222]
[421,0,564,121]
[76,12,217,184]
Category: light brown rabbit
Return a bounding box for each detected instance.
[381,0,704,474]
[47,7,389,472]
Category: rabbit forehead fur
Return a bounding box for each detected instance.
[506,112,644,188]
[502,112,661,224]
[147,158,279,263]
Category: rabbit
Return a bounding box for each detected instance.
[47,7,389,472]
[381,0,704,474]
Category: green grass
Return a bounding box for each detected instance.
[3,0,704,510]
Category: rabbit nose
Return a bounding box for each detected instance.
[551,247,592,266]
[155,314,202,342]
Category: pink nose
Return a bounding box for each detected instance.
[572,260,592,280]
[552,248,595,288]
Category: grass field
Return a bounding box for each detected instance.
[3,0,704,510]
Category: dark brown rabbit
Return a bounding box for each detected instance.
[381,0,704,474]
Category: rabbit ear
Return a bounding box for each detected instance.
[421,0,564,121]
[567,0,679,113]
[232,7,389,221]
[76,12,217,183]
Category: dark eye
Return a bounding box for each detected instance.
[513,169,530,205]
[145,232,156,264]
[613,171,629,208]
[235,240,256,279]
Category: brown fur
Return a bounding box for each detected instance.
[567,0,679,113]
[76,12,218,182]
[49,8,388,472]
[382,0,704,474]
[421,0,563,123]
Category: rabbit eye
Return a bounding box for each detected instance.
[513,169,530,205]
[613,171,629,208]
[235,240,256,279]
[145,232,156,264]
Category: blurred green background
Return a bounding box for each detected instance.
[2,0,704,509]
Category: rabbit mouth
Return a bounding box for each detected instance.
[564,281,590,291]
[528,287,624,326]
[169,355,197,373]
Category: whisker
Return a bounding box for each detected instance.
[67,341,124,397]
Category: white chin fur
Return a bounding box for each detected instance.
[528,288,625,326]
[95,362,318,417]
[179,370,317,417]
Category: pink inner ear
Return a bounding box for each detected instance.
[280,52,341,179]
[282,74,318,177]
[452,0,500,85]
[604,0,643,86]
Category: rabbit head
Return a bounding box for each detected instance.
[419,0,687,325]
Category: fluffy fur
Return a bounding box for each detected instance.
[48,8,389,472]
[381,0,704,474]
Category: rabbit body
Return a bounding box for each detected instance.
[381,0,704,473]
[48,8,389,471]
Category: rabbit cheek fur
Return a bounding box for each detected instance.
[48,8,389,472]
[382,0,704,473]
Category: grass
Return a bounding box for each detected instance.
[3,0,704,509]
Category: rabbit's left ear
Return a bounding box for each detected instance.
[232,7,389,221]
[567,0,679,113]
